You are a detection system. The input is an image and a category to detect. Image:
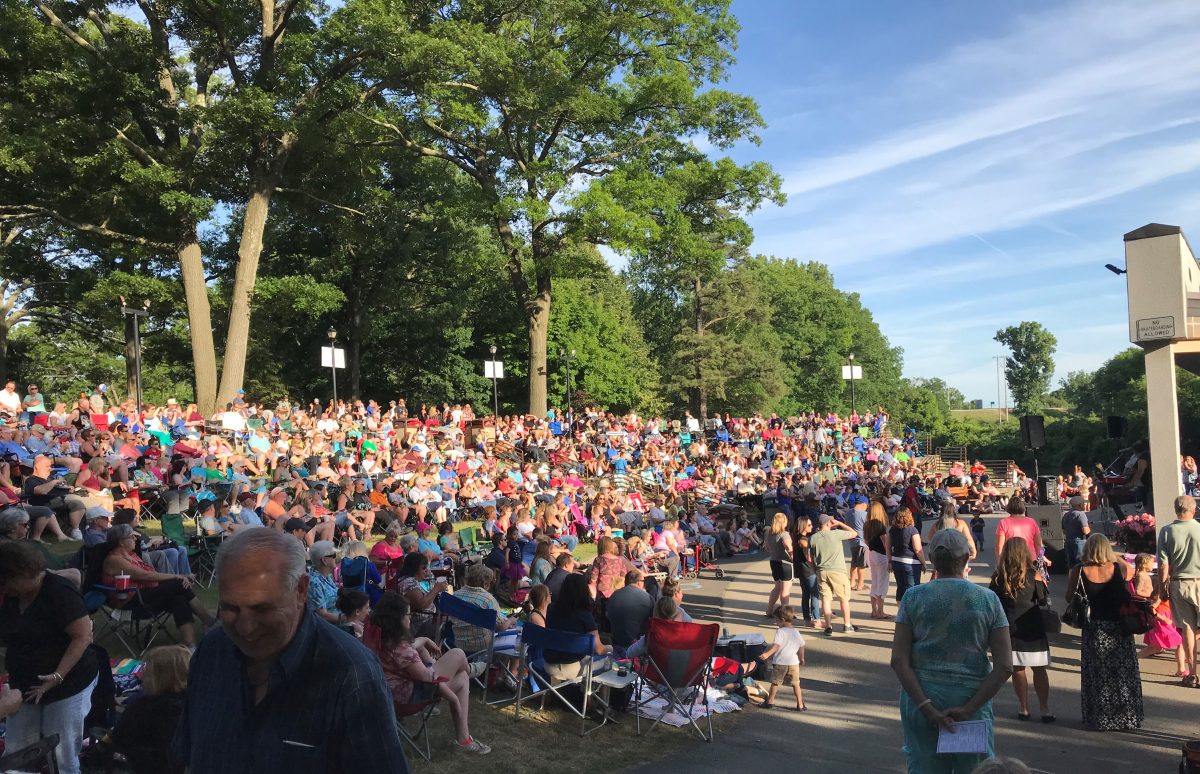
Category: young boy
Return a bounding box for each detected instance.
[756,605,807,710]
[970,513,985,551]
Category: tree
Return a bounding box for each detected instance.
[994,322,1057,412]
[909,377,966,412]
[367,0,772,415]
[1,0,398,412]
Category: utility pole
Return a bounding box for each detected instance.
[992,355,1007,422]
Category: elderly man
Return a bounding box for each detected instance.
[175,528,408,773]
[1061,495,1091,568]
[606,569,654,655]
[1158,495,1200,686]
[23,454,85,539]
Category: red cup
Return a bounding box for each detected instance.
[114,574,131,591]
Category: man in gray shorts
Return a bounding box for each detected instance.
[1157,495,1200,686]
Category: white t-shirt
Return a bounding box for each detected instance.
[771,626,806,666]
[0,388,21,413]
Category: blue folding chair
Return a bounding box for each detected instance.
[515,624,603,736]
[436,591,518,706]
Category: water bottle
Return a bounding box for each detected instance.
[723,626,730,640]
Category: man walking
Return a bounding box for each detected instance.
[1158,495,1200,686]
[810,513,859,636]
[175,528,408,772]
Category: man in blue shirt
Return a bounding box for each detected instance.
[175,528,408,773]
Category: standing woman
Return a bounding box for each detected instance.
[887,507,925,601]
[764,512,794,617]
[1068,534,1143,730]
[0,541,99,774]
[990,539,1054,722]
[791,517,821,627]
[864,502,892,619]
[890,530,1012,773]
[927,500,978,571]
[994,496,1042,566]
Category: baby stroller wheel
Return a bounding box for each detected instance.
[685,570,698,580]
[715,568,726,579]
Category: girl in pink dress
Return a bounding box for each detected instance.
[1138,593,1187,676]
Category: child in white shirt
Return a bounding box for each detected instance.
[756,605,806,710]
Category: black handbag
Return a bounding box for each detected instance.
[1035,581,1062,635]
[1061,569,1090,629]
[1119,598,1155,636]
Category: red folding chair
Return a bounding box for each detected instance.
[633,617,720,741]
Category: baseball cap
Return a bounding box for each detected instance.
[86,506,113,522]
[309,540,336,562]
[817,513,834,527]
[237,492,257,503]
[283,517,307,532]
[270,486,287,498]
[927,528,971,559]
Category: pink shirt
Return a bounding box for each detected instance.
[995,516,1041,557]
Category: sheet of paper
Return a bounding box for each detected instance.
[936,719,989,754]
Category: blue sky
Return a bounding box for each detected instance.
[701,0,1200,404]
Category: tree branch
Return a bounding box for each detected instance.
[274,187,367,217]
[184,0,247,86]
[115,125,161,167]
[267,0,303,44]
[0,206,172,250]
[360,113,483,183]
[32,0,108,64]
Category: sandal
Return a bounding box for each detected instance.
[1016,712,1030,721]
[1184,675,1200,688]
[759,702,775,709]
[1041,714,1056,723]
[793,705,808,712]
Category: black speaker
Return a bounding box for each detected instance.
[1020,415,1046,450]
[1038,475,1059,504]
[1106,415,1127,439]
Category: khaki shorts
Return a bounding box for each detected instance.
[771,663,800,686]
[1171,578,1200,631]
[819,570,850,605]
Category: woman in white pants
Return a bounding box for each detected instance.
[865,502,892,619]
[0,541,99,774]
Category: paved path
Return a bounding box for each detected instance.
[628,514,1196,774]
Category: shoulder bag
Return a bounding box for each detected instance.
[1061,568,1090,629]
[1119,578,1155,636]
[1034,579,1062,635]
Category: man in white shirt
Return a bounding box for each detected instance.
[0,380,21,416]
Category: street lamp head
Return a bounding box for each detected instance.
[142,298,151,310]
[570,349,576,357]
[490,344,497,355]
[327,326,337,341]
[1104,263,1127,276]
[848,352,855,361]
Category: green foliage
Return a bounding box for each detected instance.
[994,321,1058,412]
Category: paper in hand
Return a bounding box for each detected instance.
[936,719,989,755]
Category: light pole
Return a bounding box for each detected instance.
[327,326,338,407]
[489,344,500,419]
[560,348,576,426]
[119,296,149,414]
[848,352,856,416]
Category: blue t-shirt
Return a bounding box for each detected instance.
[896,578,1007,686]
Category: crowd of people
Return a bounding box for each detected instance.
[0,378,1195,772]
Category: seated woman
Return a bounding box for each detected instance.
[529,539,554,586]
[625,595,687,657]
[395,552,449,640]
[0,460,65,541]
[339,540,385,605]
[370,522,405,568]
[335,588,370,639]
[544,573,612,682]
[101,524,212,646]
[370,592,490,754]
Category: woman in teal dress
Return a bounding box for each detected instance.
[891,529,1013,773]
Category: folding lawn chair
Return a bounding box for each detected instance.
[633,617,720,741]
[160,513,218,588]
[361,622,446,761]
[0,733,60,773]
[436,591,518,705]
[514,624,603,736]
[81,544,176,658]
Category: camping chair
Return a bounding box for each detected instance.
[436,591,517,706]
[633,617,720,741]
[458,526,478,554]
[160,513,218,588]
[0,733,60,773]
[339,555,369,593]
[515,624,603,736]
[80,544,176,658]
[361,622,447,762]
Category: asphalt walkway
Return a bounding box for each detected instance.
[628,514,1195,774]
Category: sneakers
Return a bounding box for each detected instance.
[69,528,83,541]
[823,626,834,637]
[845,625,859,634]
[467,661,488,679]
[456,737,491,754]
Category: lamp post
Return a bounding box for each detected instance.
[847,353,856,416]
[561,348,576,426]
[119,296,149,415]
[489,344,500,419]
[327,327,338,407]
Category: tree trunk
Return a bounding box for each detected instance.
[217,182,274,408]
[177,238,219,414]
[347,270,363,399]
[693,276,707,420]
[527,290,550,417]
[0,322,9,383]
[123,311,137,399]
